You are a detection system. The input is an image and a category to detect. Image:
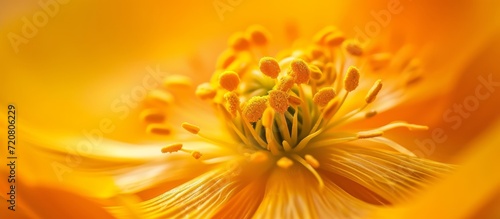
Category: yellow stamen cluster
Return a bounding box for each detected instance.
[161,25,429,190]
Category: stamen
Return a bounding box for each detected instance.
[290,154,324,189]
[163,75,192,89]
[146,124,171,135]
[365,79,383,103]
[376,122,429,132]
[290,58,310,84]
[162,143,202,159]
[287,95,302,106]
[309,65,323,80]
[224,92,240,117]
[262,107,274,128]
[259,57,281,79]
[344,40,363,56]
[140,108,166,123]
[365,110,378,118]
[369,53,392,70]
[276,157,294,169]
[181,122,200,134]
[313,87,336,107]
[216,49,237,69]
[268,90,289,114]
[249,151,269,163]
[246,25,270,46]
[308,46,325,60]
[262,107,281,155]
[304,154,320,168]
[282,140,292,151]
[325,31,345,47]
[146,90,174,105]
[344,66,360,92]
[242,96,268,123]
[195,83,217,100]
[324,62,337,84]
[161,143,183,153]
[276,74,295,92]
[323,98,340,119]
[277,113,292,144]
[357,130,384,139]
[228,32,250,51]
[290,107,299,146]
[313,26,337,45]
[218,71,240,91]
[191,151,202,159]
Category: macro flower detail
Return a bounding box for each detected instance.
[109,25,454,218]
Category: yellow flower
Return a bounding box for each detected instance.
[1,0,500,218]
[105,23,461,218]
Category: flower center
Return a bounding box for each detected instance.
[160,25,428,189]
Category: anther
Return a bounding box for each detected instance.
[365,79,383,103]
[365,110,378,118]
[344,66,360,92]
[325,31,345,47]
[287,95,302,106]
[308,46,325,60]
[313,26,338,45]
[161,143,183,153]
[146,124,171,135]
[277,157,294,169]
[313,87,336,107]
[140,108,166,123]
[324,62,337,83]
[262,107,274,128]
[146,90,174,105]
[323,98,340,119]
[290,58,310,84]
[228,32,250,51]
[246,25,270,46]
[259,57,281,79]
[195,83,217,100]
[369,53,392,70]
[182,122,200,134]
[276,74,295,92]
[191,151,202,159]
[242,96,268,123]
[163,75,192,89]
[216,49,237,69]
[224,92,240,117]
[162,143,202,159]
[309,65,323,80]
[218,71,240,91]
[345,40,363,56]
[250,151,269,163]
[269,90,289,114]
[304,154,320,168]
